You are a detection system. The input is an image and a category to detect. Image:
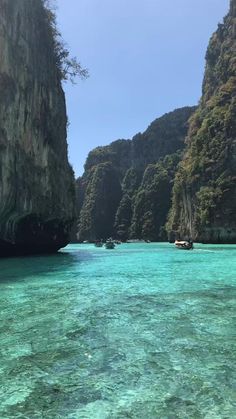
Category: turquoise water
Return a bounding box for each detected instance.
[0,243,236,418]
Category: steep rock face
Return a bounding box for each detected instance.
[79,163,122,241]
[0,0,75,255]
[85,107,195,174]
[129,153,181,241]
[114,167,142,241]
[168,0,236,243]
[77,107,195,241]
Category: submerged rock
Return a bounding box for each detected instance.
[0,0,75,255]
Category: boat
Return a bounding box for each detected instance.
[175,240,193,250]
[105,239,115,249]
[95,240,103,248]
[126,239,145,243]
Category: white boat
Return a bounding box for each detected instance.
[126,239,145,243]
[175,240,193,250]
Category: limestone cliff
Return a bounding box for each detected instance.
[0,0,75,255]
[77,107,195,242]
[168,0,236,243]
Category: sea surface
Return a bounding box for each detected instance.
[0,243,236,418]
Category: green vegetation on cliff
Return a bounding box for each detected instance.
[77,107,195,242]
[42,0,88,83]
[78,163,121,241]
[76,1,236,244]
[129,153,181,241]
[167,0,236,243]
[0,0,78,255]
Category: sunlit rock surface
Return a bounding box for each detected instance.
[168,0,236,243]
[0,0,75,256]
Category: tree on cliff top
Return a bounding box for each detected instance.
[42,0,88,83]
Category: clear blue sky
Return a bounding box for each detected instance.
[56,0,229,177]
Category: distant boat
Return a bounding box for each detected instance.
[105,239,115,249]
[175,240,193,250]
[126,239,145,243]
[95,241,103,248]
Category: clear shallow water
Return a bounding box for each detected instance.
[0,243,236,418]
